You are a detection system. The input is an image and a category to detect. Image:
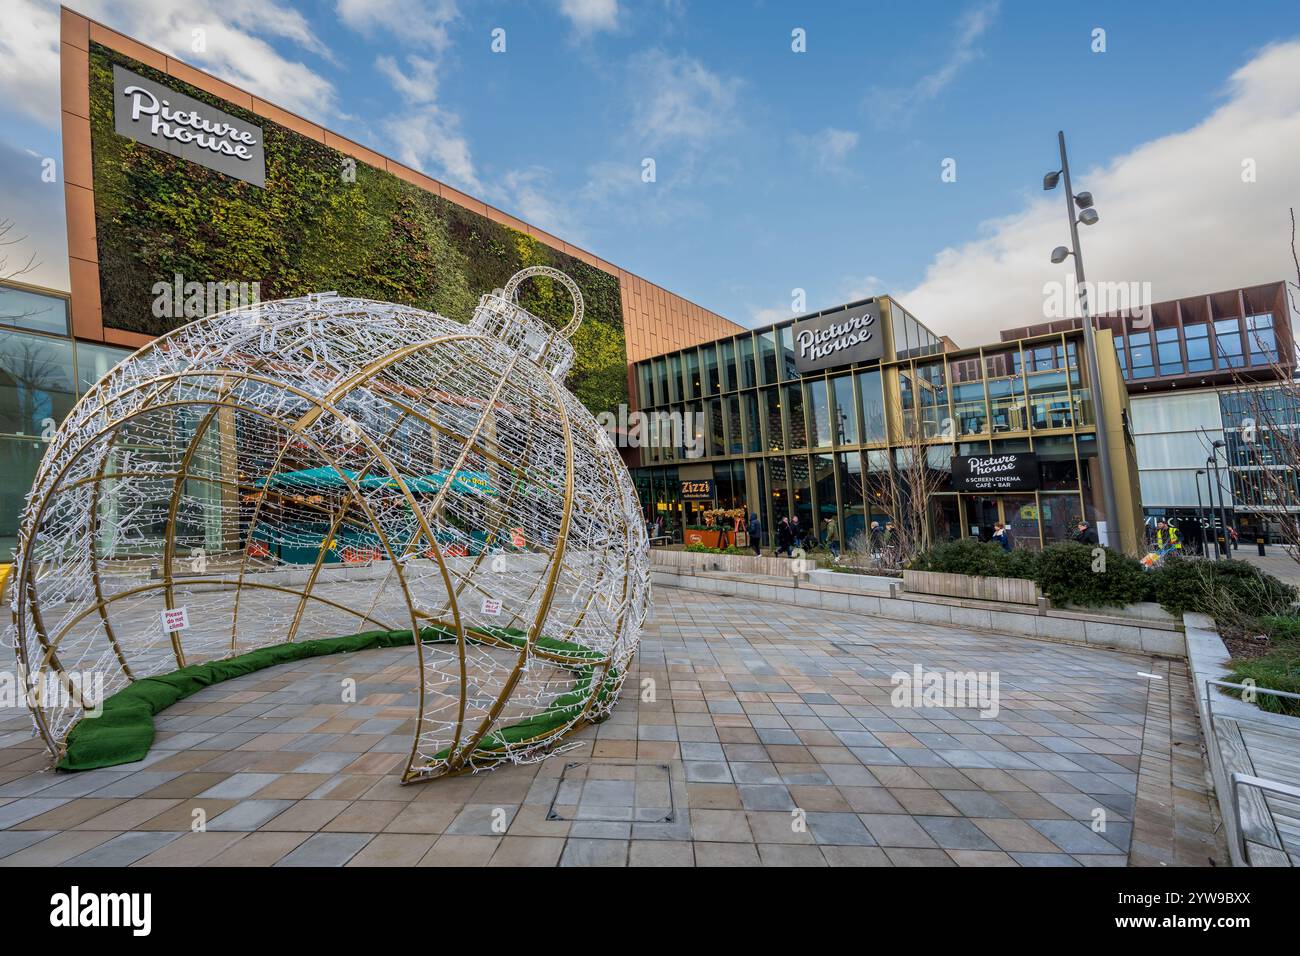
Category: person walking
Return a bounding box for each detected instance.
[748,511,762,556]
[1154,518,1181,553]
[883,521,899,567]
[992,521,1012,551]
[1072,521,1098,545]
[823,517,840,559]
[777,516,793,557]
[789,514,802,552]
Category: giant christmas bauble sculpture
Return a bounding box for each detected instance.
[10,266,650,781]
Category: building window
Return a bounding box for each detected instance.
[1214,318,1245,368]
[779,326,797,380]
[737,335,756,389]
[759,331,778,384]
[702,344,720,394]
[1027,370,1072,430]
[767,456,789,523]
[75,342,133,394]
[0,329,76,438]
[1184,322,1212,373]
[667,353,683,403]
[785,382,808,448]
[1245,313,1278,366]
[707,399,725,457]
[684,349,700,399]
[831,375,857,445]
[637,363,654,407]
[0,284,70,336]
[811,453,836,537]
[856,369,885,442]
[837,451,866,544]
[764,387,784,451]
[916,361,948,438]
[806,378,832,447]
[1156,326,1184,376]
[0,437,46,557]
[726,394,743,455]
[653,357,670,404]
[789,454,812,528]
[1127,332,1154,378]
[987,376,1026,433]
[721,339,737,392]
[743,392,762,453]
[1115,335,1129,378]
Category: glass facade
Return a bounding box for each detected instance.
[630,299,1111,550]
[1108,298,1285,384]
[0,282,133,557]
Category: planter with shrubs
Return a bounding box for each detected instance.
[907,540,1294,615]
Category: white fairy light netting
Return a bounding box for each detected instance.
[10,266,650,781]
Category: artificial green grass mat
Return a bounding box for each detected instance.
[57,624,617,771]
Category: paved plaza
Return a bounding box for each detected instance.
[0,587,1225,866]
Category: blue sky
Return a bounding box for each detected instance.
[2,0,1299,343]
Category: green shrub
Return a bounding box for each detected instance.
[1001,547,1040,581]
[1148,556,1203,616]
[908,539,1032,579]
[1151,556,1296,620]
[1033,542,1151,608]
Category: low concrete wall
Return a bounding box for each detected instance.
[903,569,1040,605]
[806,569,897,595]
[651,565,1185,657]
[651,549,804,578]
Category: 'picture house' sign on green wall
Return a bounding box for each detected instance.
[87,42,629,415]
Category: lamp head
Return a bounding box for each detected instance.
[1050,246,1071,264]
[1043,170,1061,190]
[1074,191,1094,209]
[1077,208,1100,226]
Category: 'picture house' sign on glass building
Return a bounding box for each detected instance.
[630,295,1147,554]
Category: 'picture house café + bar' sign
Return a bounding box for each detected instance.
[951,453,1041,493]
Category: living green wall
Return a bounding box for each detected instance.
[87,43,628,414]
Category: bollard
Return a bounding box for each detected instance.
[1258,537,1266,556]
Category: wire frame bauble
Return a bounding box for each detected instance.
[9,266,651,781]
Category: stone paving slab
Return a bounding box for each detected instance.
[0,586,1227,866]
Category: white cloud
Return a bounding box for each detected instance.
[896,40,1300,346]
[67,0,339,120]
[0,0,61,126]
[557,0,621,36]
[631,49,742,150]
[381,103,481,194]
[576,50,742,226]
[375,54,440,104]
[792,127,860,172]
[336,0,459,52]
[499,167,584,242]
[867,0,999,125]
[360,4,484,194]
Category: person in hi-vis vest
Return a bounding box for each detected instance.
[1154,519,1181,551]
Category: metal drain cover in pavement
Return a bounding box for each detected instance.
[547,761,675,824]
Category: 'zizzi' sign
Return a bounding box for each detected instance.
[792,301,884,373]
[113,65,266,187]
[951,453,1041,492]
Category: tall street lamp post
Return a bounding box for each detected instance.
[1212,438,1232,555]
[1194,468,1214,558]
[1045,131,1121,551]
